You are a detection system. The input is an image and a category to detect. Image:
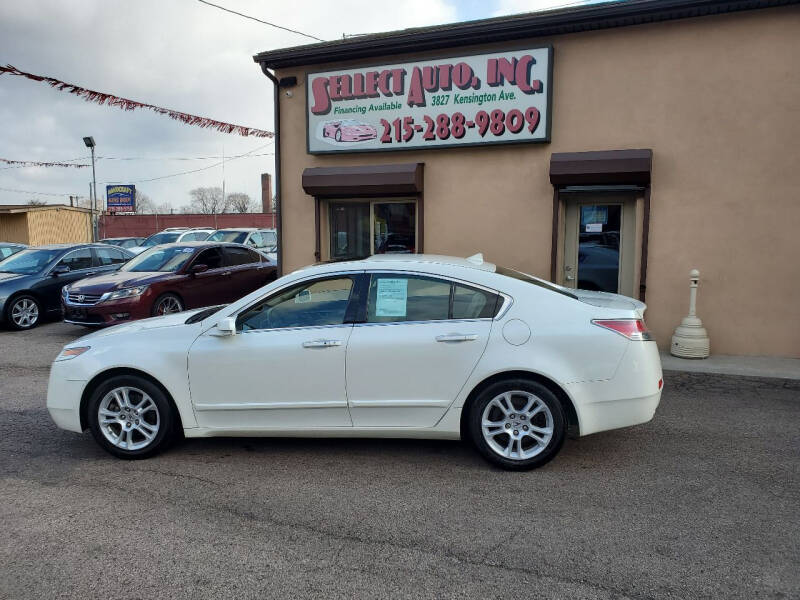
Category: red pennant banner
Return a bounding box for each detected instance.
[0,64,274,138]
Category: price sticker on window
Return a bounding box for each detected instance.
[375,278,408,317]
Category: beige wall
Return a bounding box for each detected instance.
[275,6,800,357]
[0,214,30,244]
[26,208,92,245]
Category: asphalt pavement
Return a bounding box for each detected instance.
[1,321,798,599]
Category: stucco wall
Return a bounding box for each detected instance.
[275,6,800,357]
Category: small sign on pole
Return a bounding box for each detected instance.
[106,185,135,214]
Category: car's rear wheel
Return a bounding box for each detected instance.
[6,294,40,330]
[468,379,566,470]
[87,375,176,459]
[152,293,183,316]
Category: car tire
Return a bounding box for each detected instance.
[468,379,566,471]
[151,293,183,317]
[87,375,176,460]
[335,130,342,142]
[5,294,41,330]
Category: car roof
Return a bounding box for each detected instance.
[34,243,106,250]
[302,254,497,273]
[211,228,258,232]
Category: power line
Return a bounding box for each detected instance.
[102,143,274,184]
[195,0,325,42]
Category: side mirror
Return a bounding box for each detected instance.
[51,265,71,276]
[214,316,237,336]
[190,263,208,275]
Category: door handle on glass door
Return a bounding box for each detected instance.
[435,334,478,343]
[302,339,343,348]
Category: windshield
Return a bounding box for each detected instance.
[121,246,196,273]
[261,231,277,246]
[0,248,61,275]
[208,231,247,244]
[141,232,181,247]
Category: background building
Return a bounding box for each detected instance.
[0,204,92,245]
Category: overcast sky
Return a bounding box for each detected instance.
[0,0,595,210]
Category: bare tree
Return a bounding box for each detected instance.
[134,190,156,214]
[188,186,228,214]
[227,192,254,213]
[27,199,47,206]
[155,202,175,214]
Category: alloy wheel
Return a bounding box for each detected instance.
[11,298,39,328]
[156,297,182,315]
[98,386,160,451]
[481,391,554,460]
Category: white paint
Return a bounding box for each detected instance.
[502,318,531,346]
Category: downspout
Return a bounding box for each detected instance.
[259,63,283,277]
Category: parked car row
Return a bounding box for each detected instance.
[108,227,277,256]
[0,239,277,330]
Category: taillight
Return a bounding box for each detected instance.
[592,319,653,341]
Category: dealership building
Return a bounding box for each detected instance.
[253,0,799,357]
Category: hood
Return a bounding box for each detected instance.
[571,288,646,316]
[76,307,208,341]
[67,271,179,294]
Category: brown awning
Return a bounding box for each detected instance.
[549,149,652,186]
[302,163,423,197]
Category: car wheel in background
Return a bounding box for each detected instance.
[87,375,176,459]
[468,379,566,471]
[152,293,183,317]
[6,295,41,330]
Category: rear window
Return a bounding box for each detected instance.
[495,266,577,300]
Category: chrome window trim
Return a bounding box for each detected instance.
[239,322,355,335]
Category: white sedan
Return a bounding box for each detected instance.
[47,254,663,470]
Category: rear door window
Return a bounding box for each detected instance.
[452,284,500,319]
[94,247,128,266]
[224,246,261,266]
[366,275,451,323]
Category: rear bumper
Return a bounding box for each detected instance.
[567,341,663,436]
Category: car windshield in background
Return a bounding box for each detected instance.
[121,246,195,273]
[261,231,277,246]
[495,265,578,299]
[141,232,181,247]
[208,231,247,244]
[0,248,61,275]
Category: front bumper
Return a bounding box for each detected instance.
[62,292,153,327]
[46,365,87,433]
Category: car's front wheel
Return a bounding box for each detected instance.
[468,379,566,470]
[87,375,176,459]
[6,294,41,330]
[152,293,183,316]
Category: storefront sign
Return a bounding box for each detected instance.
[306,47,552,154]
[106,185,135,214]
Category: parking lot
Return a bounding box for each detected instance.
[0,321,797,599]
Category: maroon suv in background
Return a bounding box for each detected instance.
[62,242,276,326]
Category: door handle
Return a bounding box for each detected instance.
[302,339,342,348]
[436,334,478,343]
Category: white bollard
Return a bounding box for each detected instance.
[671,269,710,358]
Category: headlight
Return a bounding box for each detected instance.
[55,346,91,361]
[100,285,148,302]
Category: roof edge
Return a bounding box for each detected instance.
[253,0,797,70]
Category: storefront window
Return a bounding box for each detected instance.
[330,202,370,260]
[373,202,416,254]
[328,200,417,260]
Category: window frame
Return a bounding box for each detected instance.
[233,272,366,333]
[223,245,262,267]
[187,247,225,272]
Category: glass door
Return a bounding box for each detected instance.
[563,195,636,296]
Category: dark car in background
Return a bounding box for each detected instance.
[62,242,277,327]
[99,237,145,250]
[0,243,133,330]
[0,242,27,261]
